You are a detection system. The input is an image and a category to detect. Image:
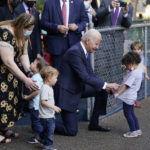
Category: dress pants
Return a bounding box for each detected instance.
[51,54,63,70]
[123,102,140,131]
[55,84,108,136]
[51,36,69,70]
[40,118,55,146]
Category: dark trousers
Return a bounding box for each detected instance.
[51,36,69,70]
[30,108,43,139]
[40,118,55,146]
[123,102,140,131]
[55,85,108,136]
[55,110,78,136]
[51,55,63,70]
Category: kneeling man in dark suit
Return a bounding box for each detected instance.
[55,29,119,136]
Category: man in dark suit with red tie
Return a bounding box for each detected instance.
[55,29,119,136]
[41,0,89,70]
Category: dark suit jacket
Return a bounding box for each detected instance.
[57,42,104,112]
[14,3,42,62]
[41,0,89,55]
[95,0,133,28]
[0,5,16,21]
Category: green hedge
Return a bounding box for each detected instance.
[36,0,46,12]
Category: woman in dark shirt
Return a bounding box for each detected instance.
[0,0,20,21]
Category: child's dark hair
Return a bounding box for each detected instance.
[130,41,143,51]
[36,57,49,71]
[122,51,141,66]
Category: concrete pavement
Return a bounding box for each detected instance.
[0,98,150,150]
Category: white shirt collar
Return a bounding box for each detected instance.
[22,1,29,13]
[80,41,88,56]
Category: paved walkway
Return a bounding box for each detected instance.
[0,98,150,150]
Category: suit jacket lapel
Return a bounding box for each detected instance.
[79,43,91,69]
[31,8,35,16]
[107,0,113,25]
[56,0,63,24]
[69,0,74,23]
[79,42,93,74]
[18,3,26,14]
[117,9,122,24]
[79,43,87,62]
[111,8,122,26]
[110,9,114,25]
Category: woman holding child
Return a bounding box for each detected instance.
[0,13,38,143]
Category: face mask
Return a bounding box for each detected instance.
[24,30,32,37]
[11,0,20,9]
[84,1,90,10]
[131,66,134,71]
[26,1,36,8]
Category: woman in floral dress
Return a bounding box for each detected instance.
[0,13,38,143]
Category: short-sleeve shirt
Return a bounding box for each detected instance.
[39,84,55,119]
[29,73,43,110]
[118,69,142,105]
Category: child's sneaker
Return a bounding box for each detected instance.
[136,129,142,136]
[123,131,138,138]
[27,137,39,144]
[42,145,57,150]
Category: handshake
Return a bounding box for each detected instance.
[105,83,119,95]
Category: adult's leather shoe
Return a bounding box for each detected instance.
[88,124,111,132]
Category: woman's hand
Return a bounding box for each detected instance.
[24,78,39,91]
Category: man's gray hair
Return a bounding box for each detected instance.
[82,29,101,41]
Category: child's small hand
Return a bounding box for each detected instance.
[53,106,61,113]
[121,65,126,69]
[24,95,28,100]
[145,74,150,80]
[109,101,117,108]
[114,93,119,99]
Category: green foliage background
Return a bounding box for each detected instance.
[36,0,46,12]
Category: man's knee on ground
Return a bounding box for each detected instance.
[66,128,78,136]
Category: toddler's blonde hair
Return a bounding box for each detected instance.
[40,66,59,81]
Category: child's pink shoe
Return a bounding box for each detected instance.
[134,101,141,108]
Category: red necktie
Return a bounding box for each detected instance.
[28,8,32,14]
[62,0,67,37]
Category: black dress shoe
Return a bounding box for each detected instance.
[88,124,111,132]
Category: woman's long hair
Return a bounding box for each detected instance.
[0,13,35,50]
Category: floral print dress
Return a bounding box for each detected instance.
[0,28,23,128]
